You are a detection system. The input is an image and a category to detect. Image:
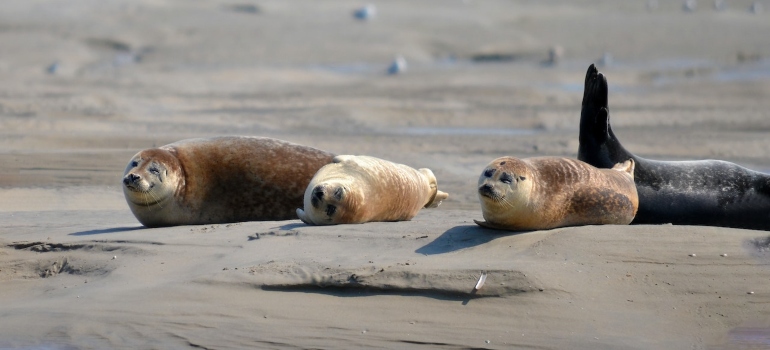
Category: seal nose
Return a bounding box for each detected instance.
[124,173,141,185]
[479,183,494,196]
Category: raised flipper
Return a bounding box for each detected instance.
[580,64,611,144]
[578,64,616,168]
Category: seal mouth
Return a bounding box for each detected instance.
[124,183,163,207]
[124,182,154,193]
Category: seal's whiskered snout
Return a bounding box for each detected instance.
[123,173,142,189]
[478,183,497,199]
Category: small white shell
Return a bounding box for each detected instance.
[475,272,487,290]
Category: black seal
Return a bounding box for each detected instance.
[578,64,770,230]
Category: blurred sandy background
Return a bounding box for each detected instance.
[2,0,770,349]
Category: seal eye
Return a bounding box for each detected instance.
[326,205,336,217]
[131,161,139,167]
[483,168,495,178]
[500,173,514,184]
[333,187,344,200]
[149,167,160,175]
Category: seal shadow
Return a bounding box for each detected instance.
[70,226,145,236]
[416,225,532,255]
[277,222,306,230]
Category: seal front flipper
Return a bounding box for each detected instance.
[474,219,506,230]
[296,208,313,225]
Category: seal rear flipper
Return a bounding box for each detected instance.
[579,64,610,143]
[611,158,635,178]
[419,168,448,208]
[581,64,608,109]
[425,190,448,208]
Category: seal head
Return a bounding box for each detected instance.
[123,148,185,225]
[476,158,536,229]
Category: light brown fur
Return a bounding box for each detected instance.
[122,136,335,227]
[475,156,638,231]
[297,155,449,225]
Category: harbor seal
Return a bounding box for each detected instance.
[122,136,335,227]
[475,156,638,231]
[296,155,449,225]
[578,64,770,230]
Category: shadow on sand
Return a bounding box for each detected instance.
[416,224,531,255]
[70,226,145,236]
[277,222,307,230]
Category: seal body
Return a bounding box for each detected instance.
[122,136,335,227]
[578,64,770,230]
[296,155,449,225]
[475,157,638,231]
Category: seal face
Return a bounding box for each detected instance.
[578,64,770,230]
[475,156,638,231]
[122,136,335,227]
[296,155,449,225]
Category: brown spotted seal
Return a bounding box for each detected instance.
[122,136,335,227]
[579,63,770,230]
[296,155,449,225]
[475,156,638,231]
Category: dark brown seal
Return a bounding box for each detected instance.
[122,136,335,227]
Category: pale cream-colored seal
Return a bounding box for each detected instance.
[475,156,638,231]
[122,136,335,227]
[296,155,449,225]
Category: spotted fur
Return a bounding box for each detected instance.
[122,136,335,227]
[475,156,638,231]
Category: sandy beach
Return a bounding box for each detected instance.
[2,0,770,348]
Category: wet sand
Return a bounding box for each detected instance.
[2,0,770,348]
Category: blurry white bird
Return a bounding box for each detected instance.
[387,55,407,75]
[353,4,377,20]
